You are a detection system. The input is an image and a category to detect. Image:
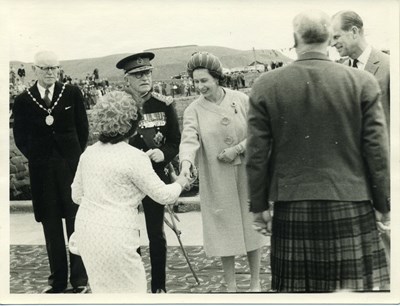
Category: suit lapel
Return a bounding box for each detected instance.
[29,83,48,108]
[51,82,66,117]
[364,49,379,75]
[52,82,62,104]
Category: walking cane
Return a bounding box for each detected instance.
[164,163,200,285]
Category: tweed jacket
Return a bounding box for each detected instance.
[246,52,390,214]
[13,81,89,221]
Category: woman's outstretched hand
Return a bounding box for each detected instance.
[175,173,190,190]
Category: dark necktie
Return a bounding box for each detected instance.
[352,58,359,68]
[43,89,51,107]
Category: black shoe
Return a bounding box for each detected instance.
[41,286,66,293]
[73,285,89,293]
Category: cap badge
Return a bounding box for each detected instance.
[136,57,144,64]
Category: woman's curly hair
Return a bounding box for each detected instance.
[91,91,141,144]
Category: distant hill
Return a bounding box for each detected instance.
[10,45,292,83]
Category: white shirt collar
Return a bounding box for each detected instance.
[37,82,55,99]
[355,45,372,70]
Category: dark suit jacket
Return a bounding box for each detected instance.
[246,52,390,214]
[13,81,89,221]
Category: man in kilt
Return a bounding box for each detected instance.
[246,10,390,292]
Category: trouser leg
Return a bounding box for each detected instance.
[41,150,88,290]
[65,216,88,288]
[142,196,166,293]
[41,218,68,290]
[40,159,68,291]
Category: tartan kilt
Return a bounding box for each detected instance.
[271,200,389,292]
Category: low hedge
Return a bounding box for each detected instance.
[9,95,197,200]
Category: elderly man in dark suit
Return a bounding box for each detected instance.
[13,51,89,293]
[246,10,390,292]
[331,10,390,132]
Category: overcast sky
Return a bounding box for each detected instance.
[1,3,400,300]
[3,0,398,62]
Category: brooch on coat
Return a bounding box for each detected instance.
[153,131,164,146]
[231,102,238,114]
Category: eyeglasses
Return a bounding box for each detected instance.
[129,70,152,79]
[35,65,60,72]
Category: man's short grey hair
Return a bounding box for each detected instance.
[33,51,59,65]
[293,10,331,44]
[332,10,364,32]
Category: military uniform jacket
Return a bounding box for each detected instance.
[13,81,89,221]
[129,92,181,180]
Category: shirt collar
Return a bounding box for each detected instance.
[355,45,372,69]
[296,51,330,62]
[36,82,55,98]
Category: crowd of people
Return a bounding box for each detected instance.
[9,66,114,113]
[9,61,279,115]
[153,78,194,98]
[11,9,390,294]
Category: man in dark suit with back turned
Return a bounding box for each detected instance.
[13,51,89,293]
[331,10,390,133]
[116,52,181,293]
[246,10,390,291]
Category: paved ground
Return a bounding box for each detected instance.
[10,245,272,294]
[9,200,272,294]
[10,207,205,246]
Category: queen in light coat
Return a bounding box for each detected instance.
[179,52,266,292]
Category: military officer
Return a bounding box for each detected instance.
[116,52,181,293]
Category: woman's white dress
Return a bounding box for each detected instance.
[71,141,181,293]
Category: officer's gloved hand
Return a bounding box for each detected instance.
[146,149,165,163]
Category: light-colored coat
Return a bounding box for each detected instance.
[345,48,390,131]
[179,88,266,256]
[365,49,390,131]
